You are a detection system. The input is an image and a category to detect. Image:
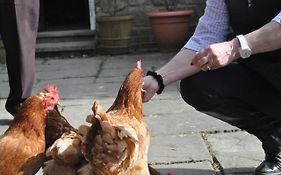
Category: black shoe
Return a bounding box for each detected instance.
[5,99,25,116]
[255,161,281,175]
[256,130,281,175]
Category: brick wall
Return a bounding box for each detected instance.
[95,0,206,52]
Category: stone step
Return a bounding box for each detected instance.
[37,29,95,43]
[36,40,95,52]
[36,29,96,56]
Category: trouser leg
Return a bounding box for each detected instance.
[180,62,281,136]
[180,62,281,175]
[0,0,39,115]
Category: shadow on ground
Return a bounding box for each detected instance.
[156,168,216,175]
[155,167,256,175]
[0,119,12,126]
[224,167,256,175]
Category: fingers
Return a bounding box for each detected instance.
[142,92,153,103]
[142,76,158,102]
[191,50,208,66]
[191,51,213,71]
[142,88,156,102]
[201,64,212,71]
[191,49,214,71]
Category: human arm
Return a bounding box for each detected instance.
[247,20,281,54]
[191,12,281,70]
[142,49,199,102]
[142,0,231,102]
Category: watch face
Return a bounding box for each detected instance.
[240,48,252,58]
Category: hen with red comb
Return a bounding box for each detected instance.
[0,84,60,175]
[43,84,60,111]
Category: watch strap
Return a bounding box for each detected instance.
[236,34,250,50]
[236,34,252,58]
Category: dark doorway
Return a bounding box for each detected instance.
[39,0,90,31]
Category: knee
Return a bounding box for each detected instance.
[180,77,221,111]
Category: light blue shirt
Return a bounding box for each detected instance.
[184,0,281,52]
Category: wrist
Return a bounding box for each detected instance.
[229,38,242,60]
[146,71,165,94]
[147,76,160,92]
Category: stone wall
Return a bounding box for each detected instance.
[95,0,206,52]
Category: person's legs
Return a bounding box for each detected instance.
[180,62,281,175]
[0,0,39,116]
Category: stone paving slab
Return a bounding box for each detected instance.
[102,53,173,69]
[35,58,102,73]
[153,161,216,175]
[149,134,212,163]
[207,132,264,175]
[0,72,8,82]
[35,82,123,100]
[95,75,126,83]
[60,103,95,129]
[0,102,11,134]
[35,77,95,89]
[0,81,9,98]
[35,62,99,81]
[145,112,238,137]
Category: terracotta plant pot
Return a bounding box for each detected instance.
[96,15,133,55]
[147,10,194,52]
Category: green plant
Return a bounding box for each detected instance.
[150,0,180,11]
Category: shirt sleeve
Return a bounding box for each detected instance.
[184,0,232,52]
[272,11,281,24]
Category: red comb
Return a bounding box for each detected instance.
[44,84,58,94]
[166,172,173,175]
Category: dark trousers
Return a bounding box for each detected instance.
[180,62,281,139]
[0,0,39,104]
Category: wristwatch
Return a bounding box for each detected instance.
[236,34,252,59]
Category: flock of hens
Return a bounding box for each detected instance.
[0,61,173,175]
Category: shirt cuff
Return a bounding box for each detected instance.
[272,11,281,24]
[183,41,202,52]
[183,35,214,52]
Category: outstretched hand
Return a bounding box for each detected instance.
[142,76,159,103]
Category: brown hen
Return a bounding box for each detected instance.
[45,105,77,148]
[0,85,59,175]
[80,60,150,175]
[44,61,161,175]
